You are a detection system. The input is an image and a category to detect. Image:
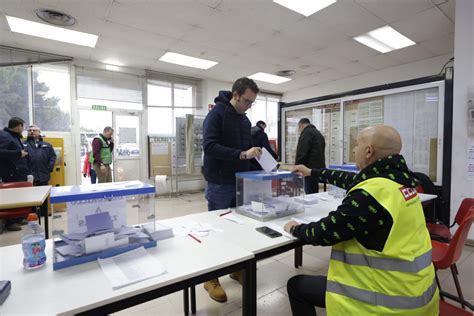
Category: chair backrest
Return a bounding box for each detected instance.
[437,212,474,269]
[454,198,474,225]
[413,172,437,194]
[0,181,32,189]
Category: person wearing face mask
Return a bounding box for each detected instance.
[24,124,56,221]
[0,117,30,231]
[90,126,114,183]
[202,77,262,303]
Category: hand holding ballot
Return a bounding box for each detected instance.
[292,164,311,177]
[245,146,262,159]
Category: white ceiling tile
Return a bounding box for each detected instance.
[336,61,375,77]
[359,53,401,70]
[300,48,353,70]
[392,7,454,43]
[36,0,60,8]
[98,20,176,52]
[281,18,347,50]
[385,44,435,64]
[197,0,222,9]
[329,39,379,62]
[419,32,454,56]
[355,0,434,24]
[312,0,386,37]
[107,1,195,39]
[55,0,112,20]
[438,0,455,22]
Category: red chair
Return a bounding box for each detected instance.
[440,301,473,316]
[439,290,474,315]
[0,181,33,233]
[427,198,474,242]
[432,213,474,308]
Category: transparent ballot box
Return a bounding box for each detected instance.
[50,181,156,270]
[235,171,305,221]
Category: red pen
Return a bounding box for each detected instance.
[219,210,232,217]
[188,233,201,243]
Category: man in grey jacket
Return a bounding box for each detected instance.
[295,118,326,194]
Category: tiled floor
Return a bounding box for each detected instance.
[1,192,473,315]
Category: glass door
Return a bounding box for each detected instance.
[113,113,141,182]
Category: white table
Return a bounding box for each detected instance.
[164,192,339,313]
[0,235,254,315]
[0,185,51,237]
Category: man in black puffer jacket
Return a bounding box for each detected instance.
[0,117,30,232]
[295,118,326,193]
[202,77,262,303]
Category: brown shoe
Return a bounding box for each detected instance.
[204,278,227,303]
[6,223,22,231]
[229,271,243,285]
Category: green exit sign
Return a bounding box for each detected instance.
[92,105,107,111]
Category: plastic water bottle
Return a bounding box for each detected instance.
[22,213,46,270]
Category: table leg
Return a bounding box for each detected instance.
[183,288,189,315]
[44,208,49,239]
[190,286,196,314]
[242,259,257,316]
[294,246,303,268]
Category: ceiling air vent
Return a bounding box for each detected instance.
[275,70,296,77]
[35,9,76,27]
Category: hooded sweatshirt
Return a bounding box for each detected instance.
[203,91,252,185]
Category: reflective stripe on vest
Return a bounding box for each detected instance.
[327,278,438,310]
[331,248,433,273]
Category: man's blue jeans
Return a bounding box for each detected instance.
[205,182,236,212]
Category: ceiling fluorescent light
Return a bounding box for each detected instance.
[159,52,218,70]
[106,64,120,71]
[353,25,415,53]
[6,16,98,47]
[248,72,291,84]
[273,0,336,17]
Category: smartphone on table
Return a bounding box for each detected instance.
[256,226,282,238]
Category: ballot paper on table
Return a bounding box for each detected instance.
[255,147,278,173]
[98,246,167,290]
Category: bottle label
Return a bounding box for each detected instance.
[23,238,46,269]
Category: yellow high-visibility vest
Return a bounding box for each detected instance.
[326,177,439,315]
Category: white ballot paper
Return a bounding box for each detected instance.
[98,246,166,290]
[256,147,278,173]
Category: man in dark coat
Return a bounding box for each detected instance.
[295,118,326,194]
[24,124,56,220]
[0,117,30,231]
[202,77,262,303]
[251,120,278,160]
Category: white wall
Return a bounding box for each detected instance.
[452,0,474,239]
[197,79,232,116]
[282,53,453,103]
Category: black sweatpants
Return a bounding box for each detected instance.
[287,275,327,316]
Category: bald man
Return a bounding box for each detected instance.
[284,125,438,316]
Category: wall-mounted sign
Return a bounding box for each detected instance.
[92,105,107,111]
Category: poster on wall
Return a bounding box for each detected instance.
[468,142,474,178]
